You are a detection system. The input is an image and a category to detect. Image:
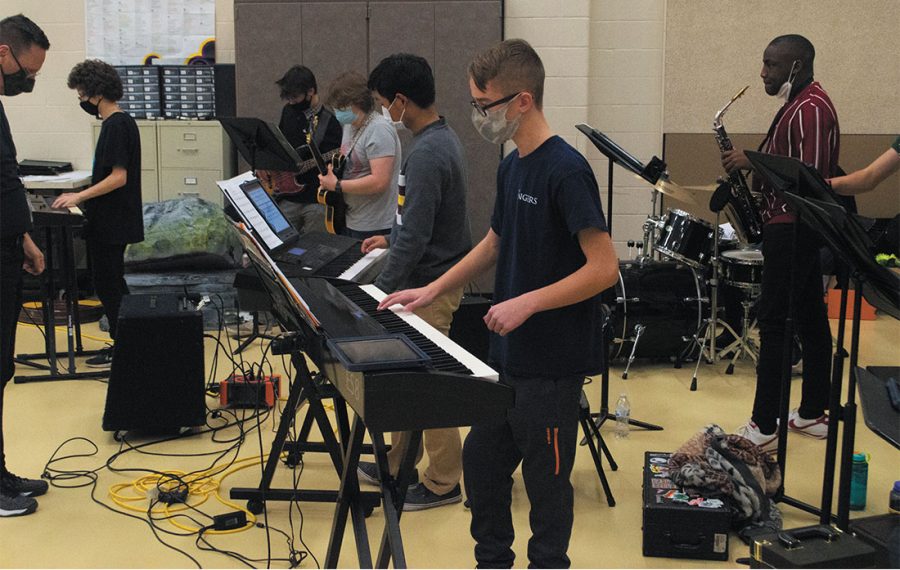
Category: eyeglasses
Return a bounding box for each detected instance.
[7,49,40,78]
[470,92,520,117]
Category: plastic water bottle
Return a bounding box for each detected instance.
[849,452,869,510]
[615,393,631,439]
[890,481,900,514]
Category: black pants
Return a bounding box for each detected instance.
[88,240,128,340]
[753,223,832,433]
[463,373,582,569]
[0,235,25,473]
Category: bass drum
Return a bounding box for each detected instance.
[608,260,705,360]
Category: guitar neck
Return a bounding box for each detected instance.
[298,147,342,175]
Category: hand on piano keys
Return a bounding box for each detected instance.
[51,192,84,213]
[361,234,388,254]
[377,285,438,312]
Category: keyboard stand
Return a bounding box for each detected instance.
[15,220,108,383]
[325,415,422,569]
[229,335,381,516]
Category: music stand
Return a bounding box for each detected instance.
[218,117,304,173]
[576,125,664,441]
[747,151,900,530]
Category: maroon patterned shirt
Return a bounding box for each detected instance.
[755,81,840,224]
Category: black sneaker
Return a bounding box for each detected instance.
[1,471,49,497]
[403,482,462,512]
[85,346,113,368]
[0,489,38,517]
[356,461,418,488]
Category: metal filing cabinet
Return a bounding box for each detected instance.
[92,119,234,205]
[157,121,233,204]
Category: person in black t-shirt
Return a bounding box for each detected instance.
[255,65,342,233]
[0,14,50,517]
[379,40,619,569]
[53,59,143,367]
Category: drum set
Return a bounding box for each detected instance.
[608,191,764,386]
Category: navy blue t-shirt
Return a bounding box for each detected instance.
[489,136,609,377]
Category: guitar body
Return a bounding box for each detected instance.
[317,153,349,235]
[257,170,306,196]
[317,187,348,235]
[255,148,344,196]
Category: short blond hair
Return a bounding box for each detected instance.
[468,38,544,108]
[325,71,374,113]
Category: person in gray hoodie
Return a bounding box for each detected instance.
[355,53,472,511]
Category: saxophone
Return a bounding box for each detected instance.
[713,85,764,244]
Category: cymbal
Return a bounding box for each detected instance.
[653,178,704,206]
[683,184,719,193]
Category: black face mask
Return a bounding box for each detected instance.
[288,99,311,113]
[2,51,35,96]
[80,99,100,117]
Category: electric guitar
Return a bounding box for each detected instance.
[308,140,348,235]
[256,147,343,196]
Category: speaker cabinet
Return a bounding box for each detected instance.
[103,294,205,433]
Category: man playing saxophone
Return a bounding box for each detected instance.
[720,34,839,452]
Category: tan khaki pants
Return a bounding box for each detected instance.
[386,286,464,495]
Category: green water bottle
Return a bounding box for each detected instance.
[849,452,869,510]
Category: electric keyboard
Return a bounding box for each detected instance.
[291,278,508,432]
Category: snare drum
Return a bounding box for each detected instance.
[655,209,715,268]
[720,248,764,290]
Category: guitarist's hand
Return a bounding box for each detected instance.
[318,164,339,191]
[361,235,388,253]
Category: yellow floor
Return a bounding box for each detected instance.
[1,314,898,569]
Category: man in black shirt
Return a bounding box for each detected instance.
[53,59,143,367]
[0,14,50,517]
[257,65,342,233]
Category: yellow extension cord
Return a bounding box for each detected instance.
[107,453,285,535]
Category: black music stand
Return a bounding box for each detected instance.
[576,125,664,437]
[217,118,305,350]
[15,208,108,383]
[747,151,900,529]
[218,117,304,173]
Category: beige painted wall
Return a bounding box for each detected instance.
[665,0,900,134]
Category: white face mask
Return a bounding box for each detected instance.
[776,61,801,103]
[383,98,407,131]
[471,95,521,145]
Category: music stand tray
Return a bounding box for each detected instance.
[218,117,303,172]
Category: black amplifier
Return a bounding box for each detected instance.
[642,451,731,561]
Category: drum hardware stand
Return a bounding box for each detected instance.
[581,308,663,450]
[620,323,645,380]
[720,294,760,374]
[682,212,740,391]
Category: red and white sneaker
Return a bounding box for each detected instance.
[736,421,778,453]
[788,409,829,439]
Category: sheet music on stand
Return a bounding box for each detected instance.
[232,221,320,330]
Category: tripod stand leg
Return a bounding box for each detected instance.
[580,414,615,506]
[621,324,645,380]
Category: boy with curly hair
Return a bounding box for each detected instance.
[53,59,143,367]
